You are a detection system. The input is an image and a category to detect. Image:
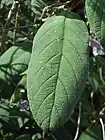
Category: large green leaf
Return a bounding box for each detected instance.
[85,0,105,46]
[0,42,32,98]
[79,123,103,140]
[27,12,89,131]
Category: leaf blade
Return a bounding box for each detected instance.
[27,12,89,131]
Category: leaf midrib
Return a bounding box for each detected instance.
[49,17,66,128]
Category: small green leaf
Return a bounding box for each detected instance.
[16,134,31,140]
[0,103,9,119]
[27,12,89,131]
[85,0,105,47]
[79,123,103,140]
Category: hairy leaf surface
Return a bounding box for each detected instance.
[27,12,89,131]
[86,0,105,47]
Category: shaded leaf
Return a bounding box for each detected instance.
[79,123,103,140]
[0,42,32,98]
[16,134,31,140]
[0,103,10,126]
[53,127,73,140]
[0,102,19,129]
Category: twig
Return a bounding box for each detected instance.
[51,134,57,140]
[6,24,39,31]
[99,118,105,140]
[39,0,72,20]
[71,0,81,11]
[74,102,82,140]
[99,67,105,85]
[13,1,20,44]
[90,91,95,110]
[0,0,16,53]
[99,87,105,97]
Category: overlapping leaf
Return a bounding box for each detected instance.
[85,0,105,47]
[0,42,32,98]
[27,12,89,131]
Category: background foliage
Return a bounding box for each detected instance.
[0,0,105,140]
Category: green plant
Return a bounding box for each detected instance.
[0,0,105,139]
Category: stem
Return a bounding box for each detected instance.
[51,134,57,140]
[74,102,82,140]
[6,24,39,30]
[99,67,105,85]
[13,1,20,44]
[99,118,105,140]
[0,0,16,53]
[90,91,96,110]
